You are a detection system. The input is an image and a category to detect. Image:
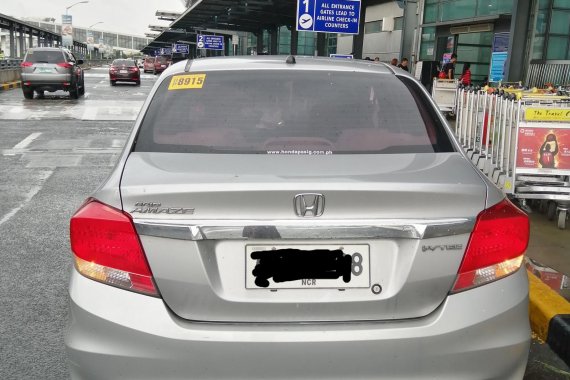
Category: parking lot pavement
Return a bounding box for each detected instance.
[0,69,568,379]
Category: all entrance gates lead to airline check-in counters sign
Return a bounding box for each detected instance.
[197,35,224,51]
[296,0,361,34]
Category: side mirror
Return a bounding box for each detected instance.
[77,59,84,65]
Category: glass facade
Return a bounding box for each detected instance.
[534,0,570,60]
[423,0,513,24]
[456,32,493,83]
[419,26,436,60]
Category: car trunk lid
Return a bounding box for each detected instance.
[120,152,486,322]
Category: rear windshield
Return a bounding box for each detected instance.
[25,50,65,64]
[113,59,136,67]
[155,56,168,63]
[134,70,454,154]
[145,58,155,63]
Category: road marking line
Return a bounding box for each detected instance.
[10,107,23,114]
[84,92,90,98]
[0,170,54,226]
[13,132,42,150]
[82,107,98,120]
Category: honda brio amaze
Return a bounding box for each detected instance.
[66,56,530,379]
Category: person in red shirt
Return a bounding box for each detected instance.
[460,62,471,86]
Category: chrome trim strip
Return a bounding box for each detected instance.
[134,218,475,241]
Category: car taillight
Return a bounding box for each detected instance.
[57,62,73,69]
[451,198,529,293]
[129,67,138,71]
[21,62,33,67]
[70,199,158,296]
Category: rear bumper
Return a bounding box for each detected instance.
[109,74,139,82]
[65,268,530,380]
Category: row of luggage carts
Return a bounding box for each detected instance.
[454,85,570,229]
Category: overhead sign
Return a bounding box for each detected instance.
[61,14,73,47]
[160,47,173,55]
[296,0,361,35]
[172,43,189,54]
[329,53,353,59]
[197,34,224,51]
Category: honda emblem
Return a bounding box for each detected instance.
[294,193,325,217]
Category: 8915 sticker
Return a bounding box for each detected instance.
[168,74,206,90]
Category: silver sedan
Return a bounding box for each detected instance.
[66,56,530,379]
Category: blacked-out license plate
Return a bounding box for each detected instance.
[245,244,370,289]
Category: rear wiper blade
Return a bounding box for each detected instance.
[34,61,49,63]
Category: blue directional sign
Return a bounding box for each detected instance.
[160,47,172,55]
[197,34,224,51]
[296,0,361,35]
[172,43,190,54]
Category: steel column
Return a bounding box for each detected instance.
[290,27,298,55]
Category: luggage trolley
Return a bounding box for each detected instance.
[432,78,459,116]
[511,97,570,229]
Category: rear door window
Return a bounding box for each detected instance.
[25,50,65,64]
[113,59,135,67]
[134,70,454,154]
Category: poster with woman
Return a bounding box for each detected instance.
[516,123,570,174]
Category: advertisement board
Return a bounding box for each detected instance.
[516,122,570,174]
[61,14,73,47]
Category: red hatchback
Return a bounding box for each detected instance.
[109,59,140,86]
[153,56,170,75]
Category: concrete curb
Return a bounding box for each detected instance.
[528,271,570,366]
[1,81,21,91]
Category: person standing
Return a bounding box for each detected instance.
[460,62,471,86]
[441,53,457,79]
[397,57,409,72]
[0,49,4,59]
[390,58,398,66]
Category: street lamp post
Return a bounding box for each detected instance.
[88,22,103,60]
[66,1,89,15]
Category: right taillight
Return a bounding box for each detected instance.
[57,62,73,69]
[451,199,529,293]
[70,199,159,296]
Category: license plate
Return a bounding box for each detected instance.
[119,70,128,74]
[36,67,53,73]
[246,244,370,289]
[161,65,166,68]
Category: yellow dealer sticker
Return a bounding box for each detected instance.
[525,108,570,122]
[168,74,206,90]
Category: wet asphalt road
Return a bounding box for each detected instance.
[0,66,568,379]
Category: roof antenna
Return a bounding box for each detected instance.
[286,55,296,64]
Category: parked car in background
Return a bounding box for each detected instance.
[143,57,155,73]
[67,56,531,380]
[153,56,170,75]
[109,59,140,86]
[20,47,85,99]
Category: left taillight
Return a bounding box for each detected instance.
[451,198,529,293]
[20,61,33,67]
[70,199,159,296]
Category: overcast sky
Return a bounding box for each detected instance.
[1,0,186,36]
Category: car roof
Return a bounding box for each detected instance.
[163,55,400,76]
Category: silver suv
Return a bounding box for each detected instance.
[66,56,530,380]
[20,47,85,99]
